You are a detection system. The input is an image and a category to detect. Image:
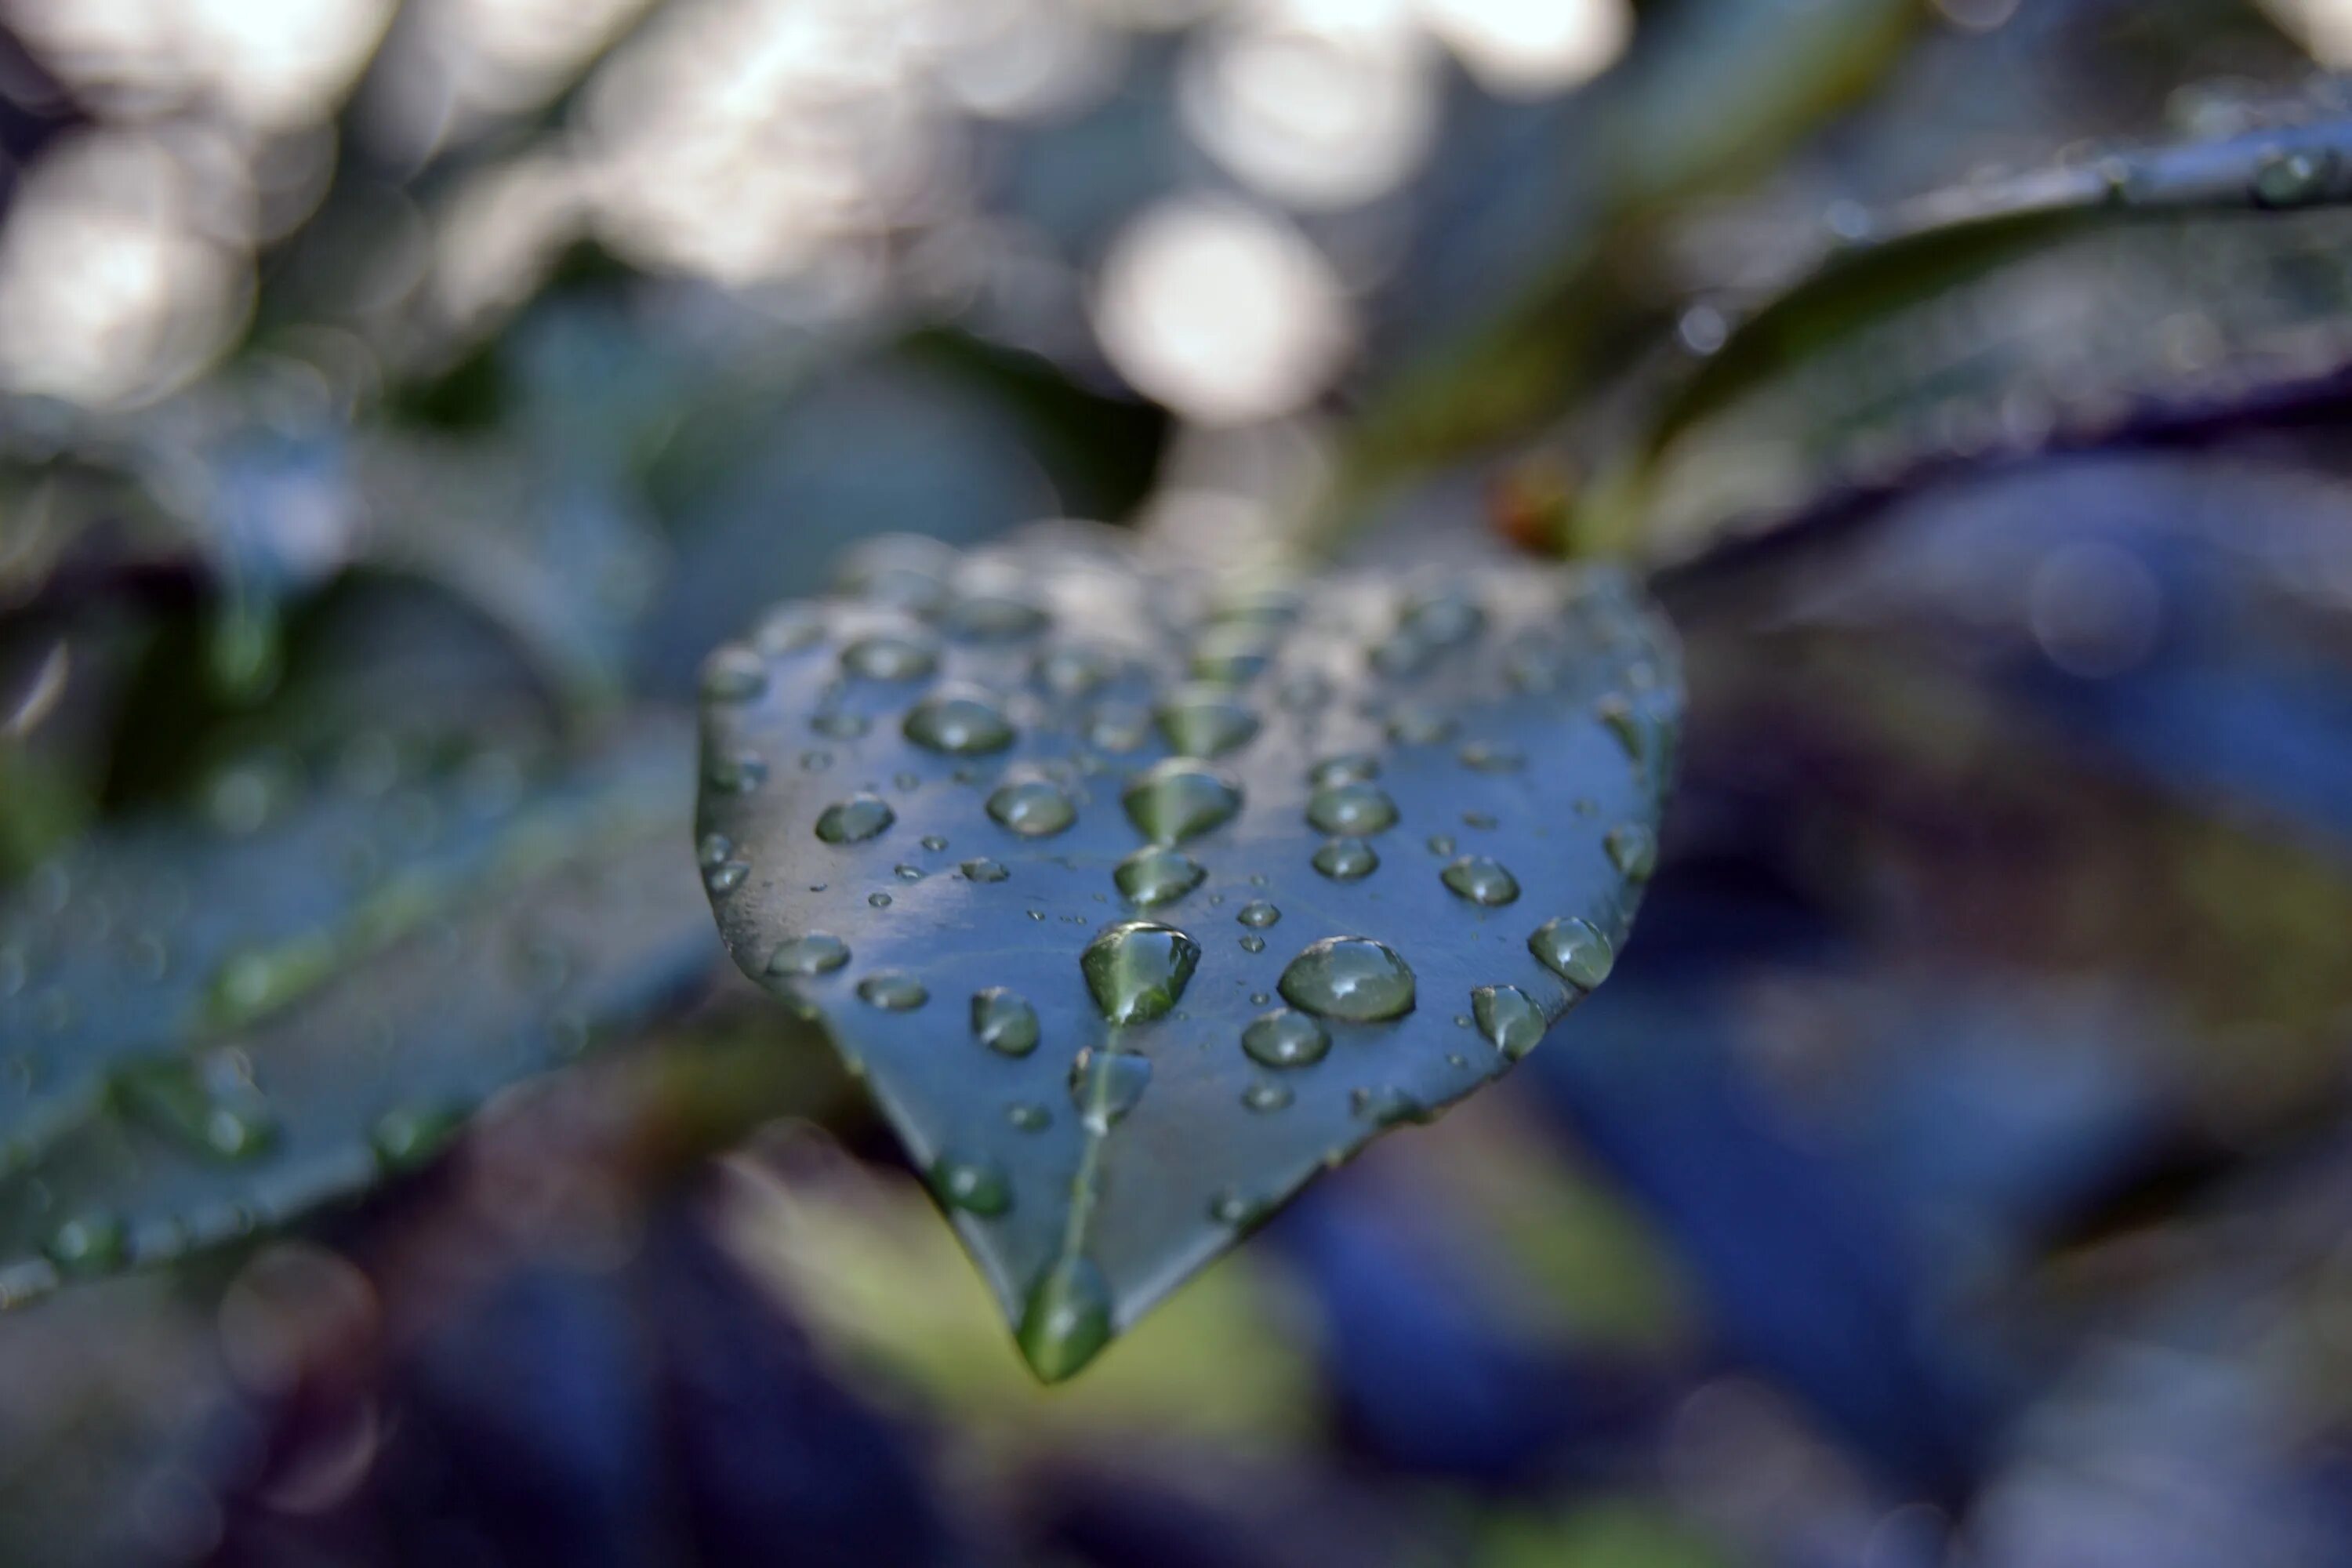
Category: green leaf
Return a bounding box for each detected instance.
[695,528,1682,1381]
[0,720,717,1302]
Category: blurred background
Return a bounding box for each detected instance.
[8,0,2352,1563]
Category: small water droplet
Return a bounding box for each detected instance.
[931,1153,1011,1216]
[755,605,827,655]
[1386,705,1455,745]
[869,891,894,908]
[371,1103,466,1171]
[1426,834,1456,856]
[1209,1190,1268,1227]
[1123,758,1243,844]
[696,831,736,869]
[842,632,939,681]
[1007,1101,1051,1131]
[1279,937,1416,1022]
[1350,1084,1425,1126]
[972,987,1040,1055]
[2254,145,2333,209]
[904,687,1016,755]
[1606,823,1657,881]
[812,710,870,739]
[857,971,928,1011]
[1441,855,1520,906]
[700,644,768,701]
[1038,643,1116,698]
[815,793,895,844]
[46,1213,125,1275]
[1237,901,1279,927]
[1115,846,1207,907]
[1528,916,1614,989]
[1242,1007,1330,1069]
[893,864,924,881]
[1307,780,1398,836]
[704,858,750,894]
[768,934,851,977]
[920,834,949,851]
[1462,811,1497,830]
[1069,1046,1152,1131]
[1310,753,1380,788]
[1081,922,1201,1023]
[1402,584,1484,647]
[961,857,1010,883]
[705,750,769,793]
[1240,935,1265,953]
[800,750,833,771]
[1019,1257,1112,1383]
[1370,632,1431,679]
[1087,701,1152,753]
[1242,1080,1294,1115]
[1190,625,1274,685]
[1473,984,1548,1058]
[987,773,1079,837]
[1157,689,1261,757]
[1596,695,1644,762]
[1313,837,1378,881]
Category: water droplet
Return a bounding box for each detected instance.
[1310,753,1380,788]
[1242,1081,1293,1113]
[700,643,768,701]
[1596,695,1644,761]
[2254,145,2332,209]
[893,864,924,881]
[705,750,768,794]
[704,858,750,895]
[1440,855,1520,906]
[1123,759,1243,844]
[869,891,894,908]
[920,834,949,851]
[117,1055,277,1162]
[1038,644,1116,698]
[1459,741,1524,772]
[1068,1046,1152,1131]
[857,971,928,1011]
[973,987,1040,1055]
[764,927,850,982]
[1115,846,1207,907]
[1462,810,1497,830]
[931,1153,1011,1216]
[1081,922,1201,1023]
[1210,1190,1269,1227]
[1386,705,1454,745]
[1157,689,1260,757]
[961,857,1010,883]
[1279,937,1417,1022]
[1402,585,1484,647]
[1007,1101,1051,1131]
[1242,1007,1330,1069]
[815,793,895,844]
[800,750,833,771]
[46,1214,125,1275]
[904,687,1015,755]
[987,774,1079,837]
[1019,1258,1111,1383]
[1237,901,1280,928]
[1528,916,1613,989]
[1307,781,1397,836]
[1426,834,1456,856]
[1313,837,1378,881]
[842,632,938,681]
[371,1103,466,1171]
[837,535,955,613]
[1351,1084,1425,1126]
[1606,823,1657,882]
[1190,625,1274,685]
[1473,985,1548,1058]
[697,831,736,869]
[1240,935,1265,953]
[1087,701,1152,753]
[811,710,869,739]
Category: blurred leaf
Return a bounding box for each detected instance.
[0,717,718,1301]
[695,526,1681,1381]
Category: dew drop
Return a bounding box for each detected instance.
[1240,935,1265,953]
[1313,837,1378,881]
[768,933,851,978]
[1440,855,1520,907]
[1426,834,1456,856]
[1472,984,1548,1058]
[961,858,1010,883]
[869,891,894,908]
[842,632,938,681]
[1069,1046,1152,1131]
[1279,937,1416,1022]
[1007,1101,1051,1131]
[1237,900,1279,928]
[703,859,750,894]
[1242,1081,1293,1113]
[1114,846,1207,907]
[1242,1007,1330,1069]
[1528,916,1614,990]
[700,644,768,702]
[696,831,735,869]
[1190,626,1274,685]
[46,1213,125,1275]
[1307,780,1398,836]
[857,971,928,1011]
[1210,1190,1269,1227]
[987,774,1079,837]
[371,1103,466,1171]
[811,710,869,739]
[1087,701,1152,753]
[1081,922,1201,1023]
[920,834,949,851]
[754,605,826,655]
[1019,1257,1112,1383]
[815,793,895,844]
[1310,753,1380,788]
[1157,689,1261,757]
[1122,758,1243,844]
[1606,823,1658,882]
[931,1153,1011,1216]
[972,986,1040,1056]
[903,687,1016,755]
[705,750,768,794]
[1351,1084,1425,1126]
[2254,146,2332,209]
[1038,644,1116,698]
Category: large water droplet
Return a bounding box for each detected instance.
[1115,846,1207,907]
[1472,984,1547,1058]
[1528,916,1614,989]
[904,687,1016,755]
[1605,823,1657,882]
[857,971,928,1011]
[1440,855,1520,907]
[1019,1257,1112,1383]
[1307,781,1397,836]
[1157,689,1260,757]
[1082,921,1201,1023]
[1069,1047,1152,1131]
[1313,837,1378,881]
[1279,937,1417,1022]
[1123,759,1242,844]
[815,793,895,844]
[987,774,1078,837]
[1241,1008,1330,1069]
[931,1153,1011,1216]
[700,644,768,701]
[843,632,938,681]
[768,933,851,976]
[973,987,1040,1055]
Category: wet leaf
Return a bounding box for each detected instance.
[695,527,1682,1380]
[0,720,717,1301]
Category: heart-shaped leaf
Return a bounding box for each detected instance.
[695,527,1682,1380]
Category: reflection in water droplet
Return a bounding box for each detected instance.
[843,633,938,681]
[1157,689,1261,757]
[1087,701,1153,753]
[815,793,895,844]
[1020,1257,1112,1383]
[1190,624,1274,685]
[857,971,929,1011]
[700,644,768,701]
[1115,846,1207,907]
[768,934,851,977]
[904,688,1016,754]
[755,606,826,655]
[1473,984,1548,1058]
[931,1153,1011,1216]
[1307,780,1397,836]
[1082,922,1201,1023]
[1123,758,1243,844]
[1242,1007,1330,1068]
[1606,823,1657,881]
[1440,855,1520,907]
[972,987,1040,1055]
[987,775,1079,837]
[1279,937,1416,1022]
[1529,916,1614,989]
[1069,1047,1152,1131]
[1313,837,1378,881]
[1242,1081,1294,1113]
[961,858,1010,883]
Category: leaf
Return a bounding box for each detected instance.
[0,719,718,1301]
[695,527,1682,1380]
